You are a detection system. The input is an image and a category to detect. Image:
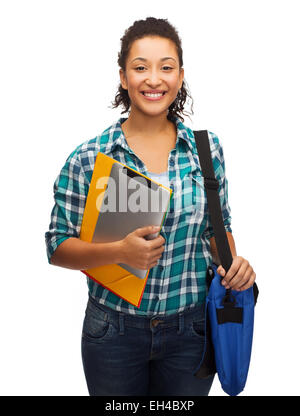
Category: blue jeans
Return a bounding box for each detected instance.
[81,295,214,396]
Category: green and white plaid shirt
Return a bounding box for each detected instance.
[45,116,232,316]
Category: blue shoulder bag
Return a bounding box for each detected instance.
[192,130,259,396]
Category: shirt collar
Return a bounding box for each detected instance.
[106,116,195,155]
[173,116,195,154]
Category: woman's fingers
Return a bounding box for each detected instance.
[227,260,250,290]
[218,256,256,291]
[237,271,256,291]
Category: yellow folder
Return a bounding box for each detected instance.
[80,152,172,307]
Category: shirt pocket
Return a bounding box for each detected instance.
[184,174,207,229]
[191,174,206,209]
[164,174,206,230]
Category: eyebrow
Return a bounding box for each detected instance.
[130,57,177,64]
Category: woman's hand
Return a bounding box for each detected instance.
[120,225,165,270]
[217,256,256,291]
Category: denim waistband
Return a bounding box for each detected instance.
[87,294,205,331]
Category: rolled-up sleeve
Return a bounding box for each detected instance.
[203,132,232,240]
[45,151,88,264]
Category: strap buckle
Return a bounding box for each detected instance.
[204,177,219,191]
[222,289,236,308]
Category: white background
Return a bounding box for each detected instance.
[0,0,299,396]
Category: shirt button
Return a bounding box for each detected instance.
[169,158,175,166]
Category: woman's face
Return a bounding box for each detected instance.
[120,36,184,118]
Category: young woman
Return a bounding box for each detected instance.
[45,17,256,396]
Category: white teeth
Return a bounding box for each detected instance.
[143,92,164,97]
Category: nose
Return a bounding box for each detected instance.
[145,69,162,87]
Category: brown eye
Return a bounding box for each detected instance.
[136,66,146,71]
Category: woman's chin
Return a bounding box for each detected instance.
[132,104,170,118]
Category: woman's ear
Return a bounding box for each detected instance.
[119,68,128,90]
[179,67,184,89]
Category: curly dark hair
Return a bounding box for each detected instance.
[111,17,193,122]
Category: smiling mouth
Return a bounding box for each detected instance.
[141,91,167,97]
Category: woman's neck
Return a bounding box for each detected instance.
[122,108,174,138]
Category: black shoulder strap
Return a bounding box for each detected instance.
[194,130,259,305]
[193,130,233,273]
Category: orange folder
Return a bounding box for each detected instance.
[80,152,172,307]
